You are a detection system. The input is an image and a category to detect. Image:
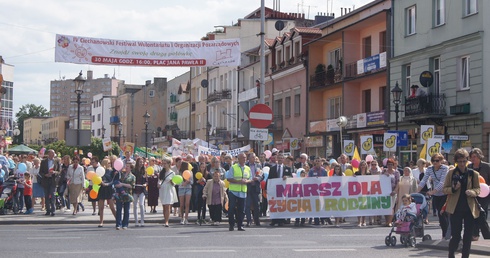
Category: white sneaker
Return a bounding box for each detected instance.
[215,221,220,226]
[65,209,71,212]
[180,219,185,225]
[184,219,189,225]
[122,227,128,230]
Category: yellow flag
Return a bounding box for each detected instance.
[352,146,361,172]
[420,142,427,160]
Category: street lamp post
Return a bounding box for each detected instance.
[152,131,156,152]
[391,81,403,158]
[118,122,123,147]
[143,111,150,159]
[101,126,106,139]
[73,71,86,155]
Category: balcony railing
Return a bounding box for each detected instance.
[208,89,232,103]
[404,94,446,117]
[310,68,342,89]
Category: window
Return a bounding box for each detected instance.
[328,96,342,119]
[149,90,155,97]
[294,41,300,57]
[197,87,201,101]
[363,36,372,58]
[285,96,291,118]
[404,64,411,94]
[294,94,301,116]
[285,46,291,64]
[460,56,470,90]
[92,115,95,122]
[406,6,416,35]
[379,31,387,53]
[274,99,283,116]
[465,0,477,16]
[97,114,101,121]
[363,89,371,113]
[434,0,445,26]
[433,57,441,95]
[329,49,342,69]
[276,49,283,64]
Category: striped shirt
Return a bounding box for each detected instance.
[419,165,448,196]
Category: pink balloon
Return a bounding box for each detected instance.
[383,158,388,166]
[264,150,272,159]
[114,158,124,171]
[87,152,92,158]
[366,155,374,162]
[479,183,490,198]
[351,159,360,168]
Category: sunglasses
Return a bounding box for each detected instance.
[432,160,440,162]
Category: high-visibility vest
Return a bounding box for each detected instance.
[228,164,250,193]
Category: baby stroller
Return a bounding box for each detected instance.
[0,176,17,215]
[384,193,432,247]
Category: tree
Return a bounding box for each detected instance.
[15,104,50,144]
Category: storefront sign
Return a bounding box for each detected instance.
[449,135,469,141]
[309,120,327,133]
[306,136,323,148]
[366,111,385,127]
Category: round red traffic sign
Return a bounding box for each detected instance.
[248,104,273,128]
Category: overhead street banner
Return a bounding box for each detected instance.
[198,144,251,157]
[267,175,393,219]
[55,34,240,67]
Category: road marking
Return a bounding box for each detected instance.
[232,234,282,237]
[137,235,190,238]
[48,251,110,254]
[323,234,387,237]
[28,237,81,240]
[293,249,357,252]
[176,250,236,253]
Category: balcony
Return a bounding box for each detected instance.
[404,94,446,118]
[267,115,283,131]
[345,52,387,79]
[208,89,232,103]
[310,66,342,89]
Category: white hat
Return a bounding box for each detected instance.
[272,148,279,153]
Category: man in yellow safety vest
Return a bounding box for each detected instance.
[226,153,251,231]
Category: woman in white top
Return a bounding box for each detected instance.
[158,157,176,227]
[411,158,426,183]
[29,158,44,210]
[66,156,85,215]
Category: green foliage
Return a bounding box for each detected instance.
[42,138,121,160]
[15,104,50,145]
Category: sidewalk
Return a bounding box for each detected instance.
[1,201,489,255]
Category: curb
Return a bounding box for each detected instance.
[417,239,490,256]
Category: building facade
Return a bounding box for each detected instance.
[390,0,486,161]
[0,56,14,136]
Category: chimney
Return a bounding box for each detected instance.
[341,8,344,16]
[87,70,93,80]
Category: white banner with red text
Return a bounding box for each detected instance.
[267,175,394,219]
[55,34,240,67]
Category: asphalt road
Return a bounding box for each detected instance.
[1,222,488,258]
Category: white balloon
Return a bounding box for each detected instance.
[262,166,270,174]
[95,166,105,177]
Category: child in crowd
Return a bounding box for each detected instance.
[23,173,33,214]
[14,168,25,214]
[395,194,417,224]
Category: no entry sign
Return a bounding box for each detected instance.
[249,104,273,128]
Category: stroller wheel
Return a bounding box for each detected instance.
[422,234,432,241]
[390,236,397,246]
[409,236,416,247]
[384,236,390,246]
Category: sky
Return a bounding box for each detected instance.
[0,0,371,116]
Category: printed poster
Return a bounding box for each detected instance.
[420,125,435,143]
[383,133,397,152]
[360,135,375,155]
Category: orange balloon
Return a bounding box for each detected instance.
[182,170,191,180]
[84,158,91,166]
[86,171,95,180]
[329,169,334,177]
[89,189,98,199]
[480,175,486,184]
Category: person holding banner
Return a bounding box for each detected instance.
[383,159,400,227]
[355,160,371,227]
[418,153,449,239]
[226,153,251,231]
[268,153,293,227]
[308,156,329,226]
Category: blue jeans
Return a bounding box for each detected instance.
[14,187,24,212]
[228,192,245,228]
[116,201,130,228]
[57,183,67,208]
